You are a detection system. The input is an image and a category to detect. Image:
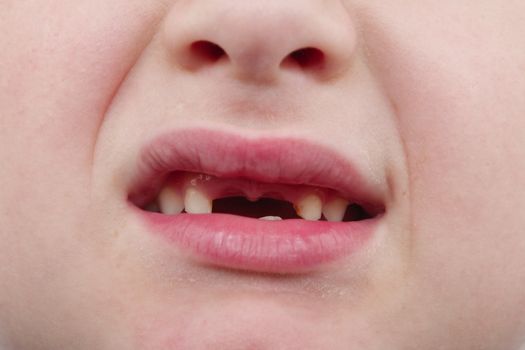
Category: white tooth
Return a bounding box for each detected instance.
[158,187,184,215]
[295,194,322,221]
[184,187,212,214]
[259,216,283,221]
[322,197,349,222]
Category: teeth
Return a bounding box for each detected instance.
[154,177,349,222]
[322,197,349,222]
[184,187,212,214]
[259,216,283,221]
[158,187,184,215]
[295,194,322,221]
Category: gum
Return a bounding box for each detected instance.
[163,171,346,205]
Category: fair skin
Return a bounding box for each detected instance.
[1,0,525,349]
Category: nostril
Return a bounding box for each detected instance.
[190,40,227,64]
[282,47,325,71]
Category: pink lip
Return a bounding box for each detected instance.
[128,129,385,273]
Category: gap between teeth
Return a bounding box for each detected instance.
[156,179,350,222]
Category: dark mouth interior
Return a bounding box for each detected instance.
[212,196,372,221]
[213,197,300,219]
[132,170,381,222]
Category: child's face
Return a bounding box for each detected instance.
[1,1,525,349]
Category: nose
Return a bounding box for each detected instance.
[162,0,358,83]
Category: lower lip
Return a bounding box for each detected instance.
[134,207,379,273]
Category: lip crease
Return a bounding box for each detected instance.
[128,128,385,273]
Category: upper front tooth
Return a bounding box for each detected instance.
[184,187,212,214]
[322,197,348,222]
[295,194,322,221]
[158,187,184,215]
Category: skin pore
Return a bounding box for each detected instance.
[1,0,525,349]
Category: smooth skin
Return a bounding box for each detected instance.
[1,0,525,349]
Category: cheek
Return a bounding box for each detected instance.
[361,2,525,255]
[361,1,525,342]
[0,1,163,159]
[0,0,166,208]
[0,0,166,333]
[401,90,525,348]
[382,9,525,279]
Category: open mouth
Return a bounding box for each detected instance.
[138,171,375,222]
[127,129,385,273]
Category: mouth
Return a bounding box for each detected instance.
[127,129,385,274]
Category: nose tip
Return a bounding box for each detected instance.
[163,1,357,83]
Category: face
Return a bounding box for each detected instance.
[1,0,525,349]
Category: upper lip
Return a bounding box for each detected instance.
[127,128,385,214]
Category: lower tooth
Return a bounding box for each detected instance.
[259,216,283,221]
